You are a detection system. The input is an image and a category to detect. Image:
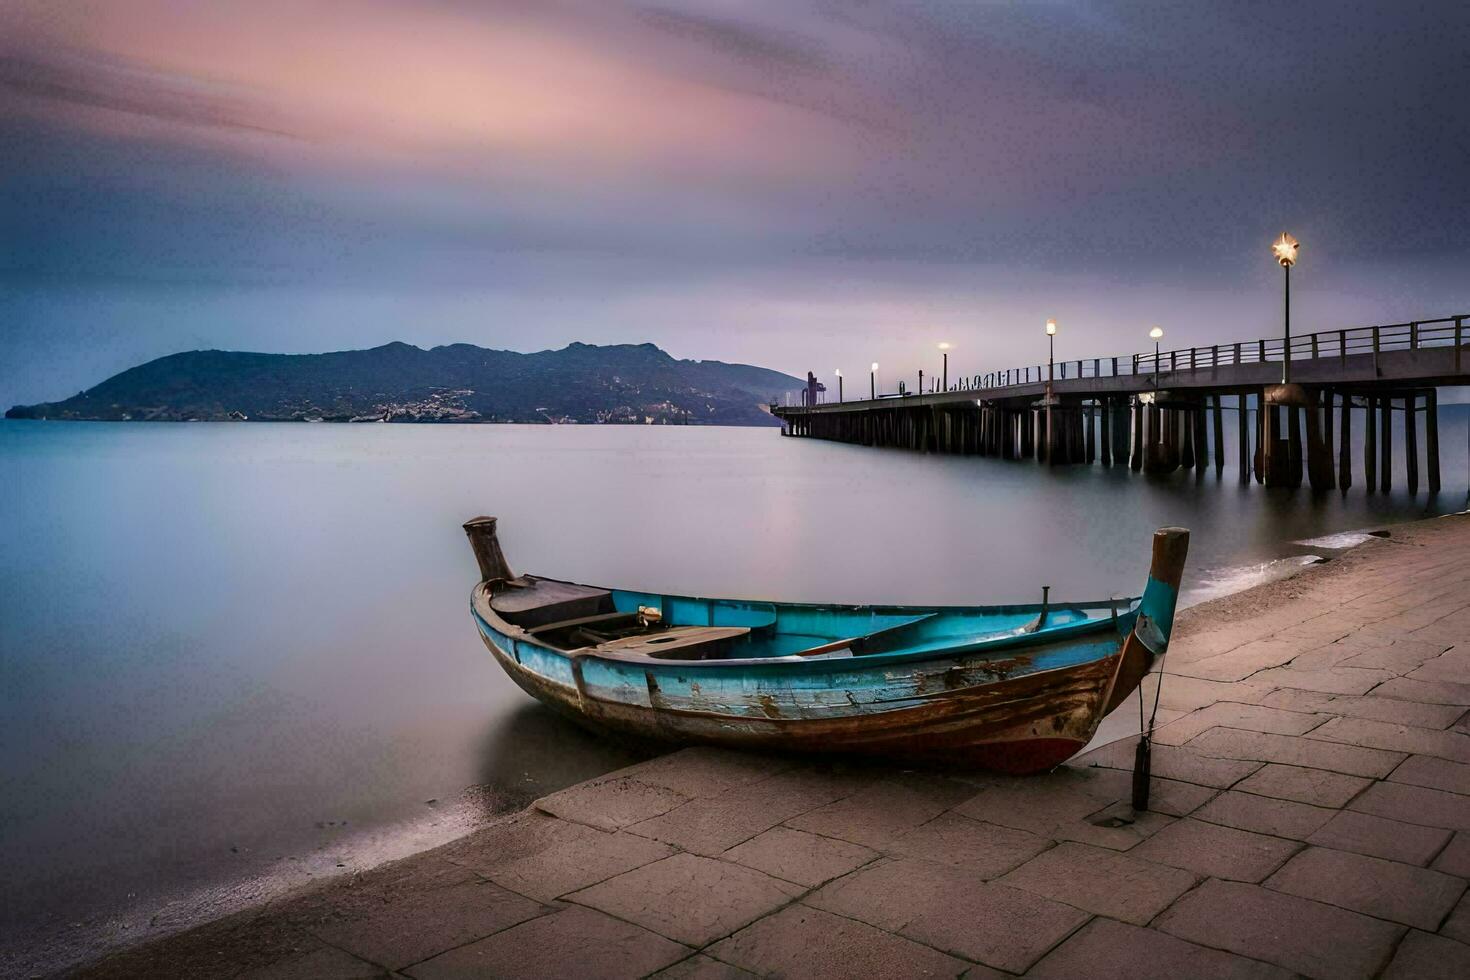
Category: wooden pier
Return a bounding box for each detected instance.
[774,316,1466,491]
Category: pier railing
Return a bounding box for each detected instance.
[903,314,1467,394]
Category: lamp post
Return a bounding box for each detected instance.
[835,368,843,403]
[938,342,951,391]
[870,362,879,400]
[1272,233,1300,383]
[1149,326,1164,388]
[1044,319,1057,463]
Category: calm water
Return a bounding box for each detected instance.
[3,416,1467,972]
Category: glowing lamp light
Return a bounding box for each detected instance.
[834,368,842,377]
[937,342,951,351]
[1272,232,1299,268]
[1149,326,1164,340]
[871,362,879,372]
[1045,319,1057,336]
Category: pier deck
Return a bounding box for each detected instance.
[774,315,1468,491]
[79,517,1470,979]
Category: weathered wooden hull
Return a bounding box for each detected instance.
[462,519,1189,775]
[472,588,1138,773]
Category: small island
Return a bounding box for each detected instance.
[5,341,803,427]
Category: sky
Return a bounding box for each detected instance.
[2,0,1467,407]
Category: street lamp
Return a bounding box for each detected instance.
[1044,319,1058,463]
[1149,326,1164,387]
[938,342,951,391]
[835,368,843,403]
[870,362,879,400]
[1272,232,1300,383]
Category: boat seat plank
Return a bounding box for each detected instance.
[525,611,639,636]
[598,626,750,659]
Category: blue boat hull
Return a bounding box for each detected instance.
[463,520,1189,773]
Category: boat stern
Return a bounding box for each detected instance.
[1103,527,1189,713]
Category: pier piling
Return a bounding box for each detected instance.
[1406,394,1419,495]
[1212,395,1224,478]
[1365,396,1378,493]
[1380,397,1393,492]
[1427,389,1441,493]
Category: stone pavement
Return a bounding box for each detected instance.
[77,517,1470,979]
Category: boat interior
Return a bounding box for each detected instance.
[487,575,1133,663]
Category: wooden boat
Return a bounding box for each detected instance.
[463,517,1188,774]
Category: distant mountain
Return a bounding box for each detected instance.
[5,342,804,426]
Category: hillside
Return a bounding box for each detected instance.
[5,342,803,426]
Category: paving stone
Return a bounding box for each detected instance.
[1251,665,1396,695]
[1350,781,1470,831]
[1187,726,1405,777]
[1233,762,1372,808]
[1132,818,1299,882]
[783,773,973,847]
[438,811,599,874]
[1194,790,1336,840]
[1436,833,1470,877]
[1151,701,1325,747]
[313,877,546,970]
[1381,930,1470,980]
[534,776,690,831]
[649,954,756,979]
[882,811,1051,877]
[1308,810,1452,866]
[1391,754,1470,795]
[1443,893,1470,944]
[1153,674,1278,713]
[1266,846,1465,930]
[1287,639,1380,669]
[998,841,1197,925]
[1409,646,1470,684]
[615,747,790,799]
[238,946,391,980]
[1338,638,1452,673]
[708,903,968,980]
[1172,639,1304,682]
[1076,766,1221,817]
[1026,916,1293,980]
[1310,717,1470,763]
[1156,878,1403,980]
[1080,737,1263,788]
[627,768,856,855]
[954,767,1174,850]
[807,858,1089,973]
[1168,628,1253,664]
[480,829,674,902]
[721,826,878,887]
[958,967,1009,980]
[1372,677,1470,706]
[406,906,689,980]
[1260,687,1467,728]
[567,853,801,947]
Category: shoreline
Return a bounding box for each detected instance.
[51,511,1470,979]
